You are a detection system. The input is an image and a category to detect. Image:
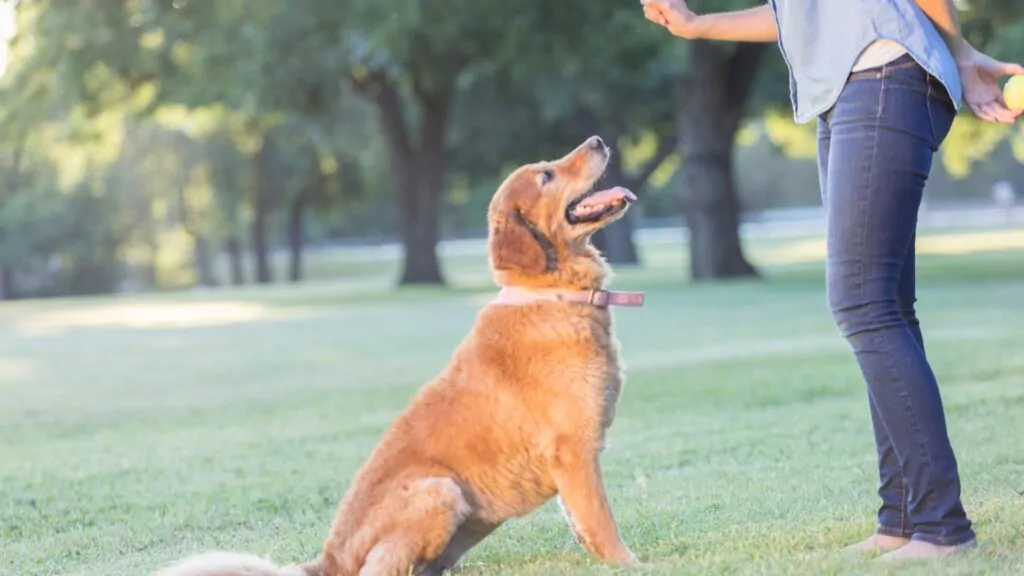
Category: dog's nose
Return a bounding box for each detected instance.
[587,136,606,151]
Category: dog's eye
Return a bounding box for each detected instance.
[538,169,554,186]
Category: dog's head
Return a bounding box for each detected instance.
[487,136,636,289]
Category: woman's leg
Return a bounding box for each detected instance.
[897,233,923,349]
[817,111,912,551]
[822,58,975,551]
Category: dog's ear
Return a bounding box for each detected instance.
[489,209,557,275]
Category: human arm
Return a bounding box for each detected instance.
[641,0,777,43]
[914,0,1024,123]
[913,0,967,60]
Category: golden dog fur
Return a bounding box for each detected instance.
[153,136,637,576]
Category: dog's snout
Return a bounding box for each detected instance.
[587,136,606,152]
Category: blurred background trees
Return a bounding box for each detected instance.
[0,0,1022,298]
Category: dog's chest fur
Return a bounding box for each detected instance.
[565,310,624,435]
[488,303,623,428]
[456,304,626,520]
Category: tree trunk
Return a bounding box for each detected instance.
[1,149,20,299]
[591,130,676,265]
[68,255,120,295]
[366,73,449,286]
[143,218,159,289]
[192,234,217,287]
[0,267,15,300]
[397,152,446,285]
[287,193,306,283]
[678,41,763,281]
[592,214,640,264]
[176,182,218,288]
[225,236,245,286]
[252,135,276,284]
[287,143,322,284]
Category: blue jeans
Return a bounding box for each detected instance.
[816,55,975,546]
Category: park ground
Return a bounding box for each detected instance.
[1,227,1023,576]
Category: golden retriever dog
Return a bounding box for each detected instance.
[153,135,644,576]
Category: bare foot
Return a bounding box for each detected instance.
[843,533,911,555]
[877,538,978,561]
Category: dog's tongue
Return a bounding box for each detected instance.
[577,187,636,209]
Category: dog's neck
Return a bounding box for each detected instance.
[495,286,644,308]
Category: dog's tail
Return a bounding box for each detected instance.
[151,551,324,576]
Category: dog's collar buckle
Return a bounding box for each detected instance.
[589,289,644,308]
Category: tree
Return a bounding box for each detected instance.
[272,120,350,283]
[437,1,679,266]
[437,0,781,277]
[527,4,680,266]
[677,39,769,279]
[1,0,363,288]
[0,146,22,299]
[339,3,481,285]
[202,129,249,286]
[5,0,1021,299]
[341,1,679,283]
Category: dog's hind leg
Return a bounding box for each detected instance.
[418,522,497,576]
[356,477,471,576]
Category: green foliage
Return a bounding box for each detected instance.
[0,150,70,272]
[0,0,1023,295]
[941,116,1013,178]
[0,0,379,295]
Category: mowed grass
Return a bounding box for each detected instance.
[2,228,1023,576]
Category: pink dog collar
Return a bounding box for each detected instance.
[496,287,645,308]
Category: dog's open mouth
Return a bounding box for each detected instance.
[565,186,637,225]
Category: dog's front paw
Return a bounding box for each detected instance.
[613,547,639,567]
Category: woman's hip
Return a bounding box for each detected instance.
[821,54,956,150]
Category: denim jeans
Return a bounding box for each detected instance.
[816,54,975,546]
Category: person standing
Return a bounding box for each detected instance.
[641,0,1022,560]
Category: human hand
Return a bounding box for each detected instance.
[641,0,700,39]
[958,44,1024,124]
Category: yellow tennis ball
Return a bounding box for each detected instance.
[1004,75,1024,112]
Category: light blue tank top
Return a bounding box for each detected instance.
[767,0,963,124]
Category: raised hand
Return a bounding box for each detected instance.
[641,0,700,39]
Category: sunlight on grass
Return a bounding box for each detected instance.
[0,357,34,386]
[1,248,1023,576]
[15,301,295,335]
[626,324,1008,373]
[917,228,1024,255]
[764,228,1024,265]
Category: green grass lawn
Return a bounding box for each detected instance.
[2,229,1023,576]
